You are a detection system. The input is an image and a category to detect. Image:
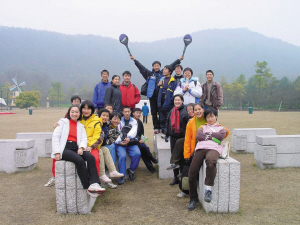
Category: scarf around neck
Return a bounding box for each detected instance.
[170,107,180,133]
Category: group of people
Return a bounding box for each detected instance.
[48,53,227,211]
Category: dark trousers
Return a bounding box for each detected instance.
[159,108,171,134]
[138,143,153,170]
[188,149,219,201]
[170,138,185,165]
[143,116,148,124]
[170,136,181,179]
[149,96,160,129]
[61,142,100,189]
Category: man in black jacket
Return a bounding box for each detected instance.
[132,108,157,173]
[130,55,184,134]
[173,64,183,83]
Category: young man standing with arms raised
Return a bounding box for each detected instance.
[200,70,223,111]
[130,55,184,134]
[119,71,141,110]
[93,70,111,114]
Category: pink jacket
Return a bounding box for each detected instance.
[194,124,226,154]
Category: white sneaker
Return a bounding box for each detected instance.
[87,190,100,198]
[177,191,188,198]
[100,174,112,183]
[104,182,117,189]
[109,171,124,178]
[44,177,55,187]
[88,183,106,194]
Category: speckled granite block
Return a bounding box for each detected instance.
[153,134,173,179]
[55,161,96,214]
[16,132,53,157]
[198,157,240,213]
[232,128,276,153]
[0,139,37,173]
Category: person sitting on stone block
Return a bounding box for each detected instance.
[52,105,105,198]
[188,107,229,211]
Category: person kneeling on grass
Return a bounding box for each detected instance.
[52,105,105,198]
[188,107,229,211]
[132,108,158,174]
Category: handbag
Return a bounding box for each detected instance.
[180,165,190,191]
[220,141,230,159]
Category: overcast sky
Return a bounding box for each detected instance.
[0,0,299,46]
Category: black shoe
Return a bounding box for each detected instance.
[188,199,199,211]
[151,156,158,164]
[166,163,180,170]
[149,167,156,174]
[204,190,212,203]
[127,168,135,181]
[118,177,125,185]
[169,178,179,186]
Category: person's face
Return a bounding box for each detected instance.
[71,98,81,105]
[163,67,171,76]
[175,67,182,75]
[111,116,120,127]
[100,112,109,123]
[206,72,214,82]
[112,76,120,85]
[153,63,161,72]
[105,106,113,114]
[206,113,217,125]
[123,108,131,119]
[70,107,80,121]
[123,74,131,83]
[101,72,109,82]
[194,105,204,119]
[133,111,141,120]
[82,105,92,117]
[184,70,192,80]
[174,96,183,108]
[187,106,194,117]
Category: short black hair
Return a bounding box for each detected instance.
[144,102,147,105]
[174,64,183,70]
[183,67,193,76]
[204,107,218,119]
[122,106,131,111]
[112,75,120,81]
[122,71,131,77]
[98,108,110,117]
[70,95,81,103]
[152,61,161,67]
[101,69,109,75]
[164,65,173,75]
[104,103,114,109]
[80,100,95,115]
[109,111,121,120]
[132,108,142,113]
[173,94,184,102]
[66,105,81,121]
[206,70,214,75]
[186,103,195,110]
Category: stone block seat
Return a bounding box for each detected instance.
[55,160,97,214]
[255,135,300,169]
[153,134,173,179]
[16,132,53,157]
[232,128,276,153]
[0,139,38,173]
[198,157,241,213]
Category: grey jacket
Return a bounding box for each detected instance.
[104,84,122,112]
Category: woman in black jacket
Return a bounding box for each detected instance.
[165,94,190,185]
[104,75,122,113]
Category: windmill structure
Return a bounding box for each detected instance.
[9,78,26,106]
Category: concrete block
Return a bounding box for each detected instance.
[0,139,37,173]
[198,157,240,213]
[55,161,96,214]
[153,134,173,179]
[232,135,247,152]
[16,132,53,157]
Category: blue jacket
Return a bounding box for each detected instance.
[142,105,149,116]
[158,76,177,111]
[93,81,111,109]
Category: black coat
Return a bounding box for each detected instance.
[104,84,122,112]
[136,119,144,140]
[165,104,189,138]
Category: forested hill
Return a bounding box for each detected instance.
[0,26,300,95]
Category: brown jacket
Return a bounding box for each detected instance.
[200,81,223,109]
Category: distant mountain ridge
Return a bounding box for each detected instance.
[0,26,299,92]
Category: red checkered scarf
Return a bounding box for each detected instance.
[170,107,180,133]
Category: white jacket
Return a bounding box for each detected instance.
[51,118,87,159]
[115,117,138,144]
[174,77,202,105]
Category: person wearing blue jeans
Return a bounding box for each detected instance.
[115,106,141,185]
